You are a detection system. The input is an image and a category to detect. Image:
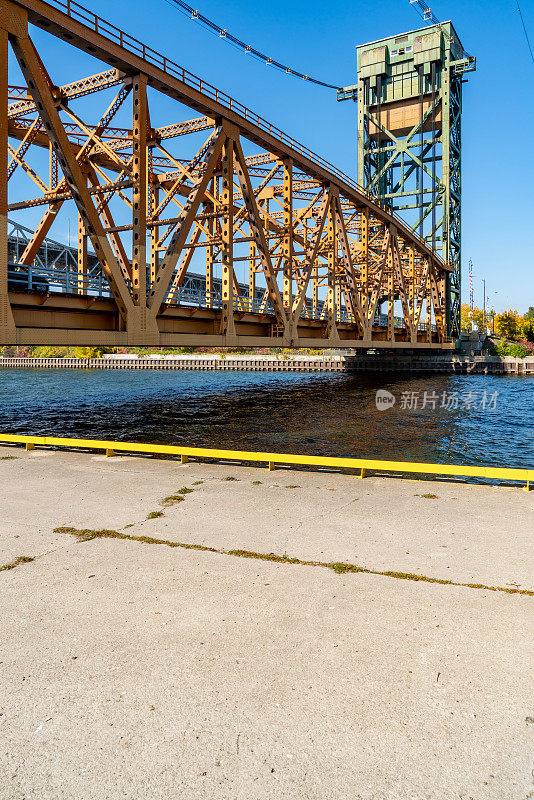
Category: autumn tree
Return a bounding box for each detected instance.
[495,310,521,340]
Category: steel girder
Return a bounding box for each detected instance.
[0,0,451,348]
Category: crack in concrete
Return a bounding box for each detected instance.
[53,527,534,597]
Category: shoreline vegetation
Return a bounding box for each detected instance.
[0,345,328,359]
[1,338,534,362]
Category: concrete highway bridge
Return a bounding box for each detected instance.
[1,0,453,349]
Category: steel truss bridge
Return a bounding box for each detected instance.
[0,0,453,349]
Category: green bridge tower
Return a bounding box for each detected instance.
[340,22,475,340]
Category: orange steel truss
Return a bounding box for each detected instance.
[0,0,453,348]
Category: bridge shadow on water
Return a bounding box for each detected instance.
[0,369,532,470]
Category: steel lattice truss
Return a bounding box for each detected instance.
[356,23,475,342]
[0,0,452,348]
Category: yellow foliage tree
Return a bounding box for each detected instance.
[460,303,486,331]
[72,346,114,359]
[495,310,522,340]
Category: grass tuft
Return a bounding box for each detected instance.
[162,495,185,506]
[285,485,301,489]
[192,481,204,486]
[223,476,237,481]
[177,487,193,495]
[327,562,363,574]
[0,455,19,460]
[1,555,35,572]
[420,493,438,499]
[147,511,164,520]
[227,549,302,565]
[252,481,262,485]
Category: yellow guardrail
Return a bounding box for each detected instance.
[0,433,531,491]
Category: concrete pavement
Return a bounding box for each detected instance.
[0,445,532,799]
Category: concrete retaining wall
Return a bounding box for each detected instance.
[0,356,346,373]
[345,355,534,375]
[1,355,533,374]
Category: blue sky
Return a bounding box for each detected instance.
[11,0,534,313]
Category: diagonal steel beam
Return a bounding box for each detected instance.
[333,195,365,334]
[147,126,225,313]
[11,33,133,320]
[289,188,330,329]
[363,229,390,336]
[8,68,122,118]
[233,135,286,328]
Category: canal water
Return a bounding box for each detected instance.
[0,368,532,469]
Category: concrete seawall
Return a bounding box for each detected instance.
[0,355,346,372]
[346,354,534,375]
[0,354,533,374]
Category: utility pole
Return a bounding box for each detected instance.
[482,278,486,332]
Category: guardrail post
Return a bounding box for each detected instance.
[181,455,189,464]
[105,448,115,457]
[267,461,275,471]
[25,442,34,451]
[359,468,367,479]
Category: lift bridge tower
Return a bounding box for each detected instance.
[339,22,475,340]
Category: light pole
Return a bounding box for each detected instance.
[493,291,501,334]
[472,274,487,333]
[482,278,486,331]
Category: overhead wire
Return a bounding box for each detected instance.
[409,0,474,60]
[409,0,440,26]
[162,0,341,89]
[516,1,534,67]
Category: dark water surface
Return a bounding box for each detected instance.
[0,368,532,468]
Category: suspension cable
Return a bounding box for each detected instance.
[162,0,341,89]
[516,1,534,67]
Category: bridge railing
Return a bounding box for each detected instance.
[8,262,113,297]
[35,0,437,259]
[9,261,438,332]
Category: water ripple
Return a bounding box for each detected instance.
[0,368,532,469]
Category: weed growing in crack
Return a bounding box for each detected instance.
[52,527,534,597]
[0,555,34,572]
[162,495,185,507]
